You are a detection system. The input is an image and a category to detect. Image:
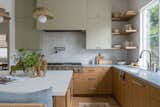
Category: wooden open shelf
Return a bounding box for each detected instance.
[111,47,137,50]
[112,29,137,35]
[112,11,137,21]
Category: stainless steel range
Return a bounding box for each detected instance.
[47,63,82,73]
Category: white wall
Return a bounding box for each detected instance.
[0,0,15,65]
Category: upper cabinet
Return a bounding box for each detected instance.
[15,0,40,50]
[86,0,111,49]
[37,0,87,30]
[37,0,112,49]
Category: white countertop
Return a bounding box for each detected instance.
[0,70,73,96]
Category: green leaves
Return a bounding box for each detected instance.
[17,49,41,67]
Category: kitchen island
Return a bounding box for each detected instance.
[0,70,73,107]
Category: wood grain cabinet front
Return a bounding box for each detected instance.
[112,68,150,107]
[131,78,150,107]
[73,67,112,95]
[150,86,160,107]
[112,68,132,107]
[53,87,72,107]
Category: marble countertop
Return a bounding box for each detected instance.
[82,64,160,88]
[0,70,73,96]
[113,65,160,88]
[82,64,112,67]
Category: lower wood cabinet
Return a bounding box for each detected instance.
[113,68,150,107]
[120,73,132,107]
[53,83,72,107]
[112,68,132,107]
[131,77,150,107]
[150,86,160,107]
[73,67,160,107]
[112,68,121,102]
[73,67,112,95]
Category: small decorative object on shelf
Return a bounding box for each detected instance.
[111,40,137,50]
[11,49,47,78]
[112,28,120,34]
[112,44,122,49]
[123,40,137,50]
[112,11,121,18]
[112,24,137,35]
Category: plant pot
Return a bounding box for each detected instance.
[26,67,35,78]
[42,65,47,76]
[36,66,41,77]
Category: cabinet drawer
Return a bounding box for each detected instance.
[98,89,112,94]
[73,77,98,89]
[73,89,88,95]
[82,67,97,72]
[82,67,110,73]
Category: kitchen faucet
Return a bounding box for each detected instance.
[139,50,152,71]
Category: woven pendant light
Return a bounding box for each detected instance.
[32,7,53,23]
[0,8,11,23]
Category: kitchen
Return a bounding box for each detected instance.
[0,0,160,107]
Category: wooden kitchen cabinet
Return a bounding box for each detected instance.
[73,67,112,95]
[86,0,111,49]
[112,68,132,107]
[120,73,132,107]
[150,86,160,107]
[53,84,72,107]
[112,68,121,102]
[36,0,86,30]
[130,78,150,107]
[96,68,112,94]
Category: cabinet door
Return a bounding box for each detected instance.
[73,72,97,95]
[120,74,132,107]
[150,86,160,107]
[86,0,111,49]
[73,67,112,95]
[131,79,150,107]
[97,68,112,94]
[15,0,40,49]
[150,99,160,107]
[112,69,121,103]
[37,0,86,30]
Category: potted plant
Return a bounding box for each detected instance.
[16,49,41,77]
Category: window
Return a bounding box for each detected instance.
[140,0,160,69]
[0,34,7,59]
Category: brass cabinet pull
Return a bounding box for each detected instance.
[88,78,96,80]
[132,80,145,87]
[88,88,96,90]
[88,70,96,72]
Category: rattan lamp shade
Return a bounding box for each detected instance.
[0,8,11,23]
[33,7,53,20]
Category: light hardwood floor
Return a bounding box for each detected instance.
[72,97,120,107]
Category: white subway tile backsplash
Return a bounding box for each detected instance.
[40,32,127,64]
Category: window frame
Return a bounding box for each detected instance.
[140,0,160,68]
